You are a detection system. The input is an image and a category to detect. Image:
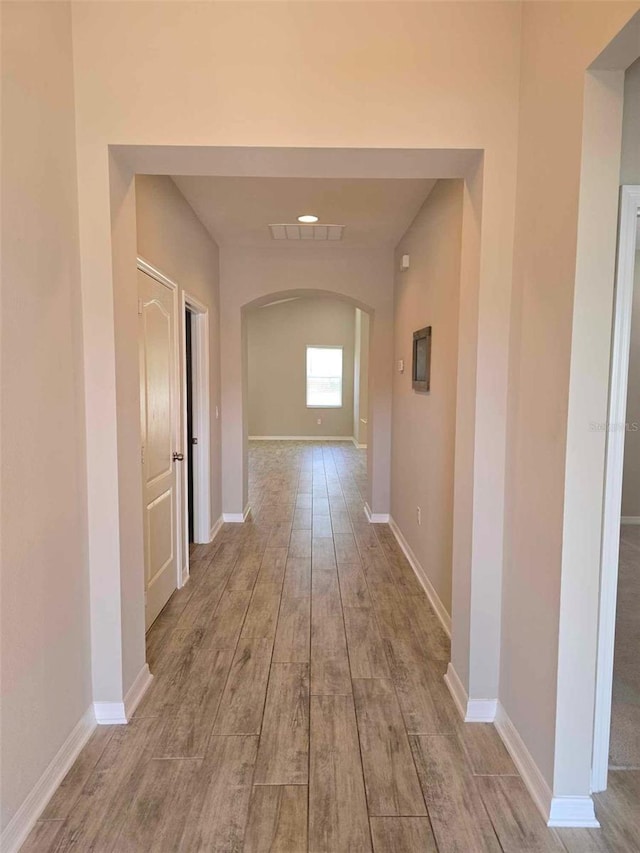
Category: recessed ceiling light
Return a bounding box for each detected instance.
[298,214,319,223]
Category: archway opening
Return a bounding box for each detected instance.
[242,291,375,528]
[242,289,375,495]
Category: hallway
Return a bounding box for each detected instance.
[20,442,637,852]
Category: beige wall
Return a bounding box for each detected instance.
[0,1,89,834]
[247,297,356,439]
[502,3,639,793]
[392,180,463,616]
[135,175,222,532]
[622,256,640,516]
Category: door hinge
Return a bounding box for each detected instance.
[138,298,143,315]
[141,445,145,465]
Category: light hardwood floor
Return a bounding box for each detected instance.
[23,442,640,851]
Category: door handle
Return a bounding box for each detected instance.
[172,452,184,462]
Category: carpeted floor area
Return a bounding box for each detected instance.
[609,525,640,769]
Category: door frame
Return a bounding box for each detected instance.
[180,291,211,555]
[137,257,185,594]
[592,185,640,792]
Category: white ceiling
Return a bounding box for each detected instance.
[172,176,436,248]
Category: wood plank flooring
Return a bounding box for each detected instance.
[23,441,640,851]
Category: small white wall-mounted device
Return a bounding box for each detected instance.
[398,359,405,373]
[400,254,410,271]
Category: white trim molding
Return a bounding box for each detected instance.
[223,505,251,524]
[364,502,390,524]
[352,437,367,449]
[125,663,153,718]
[466,698,498,723]
[620,515,640,524]
[444,663,497,722]
[93,702,128,726]
[592,185,640,793]
[494,704,600,829]
[94,664,153,725]
[548,797,600,829]
[1,706,97,853]
[444,663,468,719]
[137,256,178,291]
[248,435,353,442]
[389,516,451,637]
[181,290,212,547]
[210,514,224,542]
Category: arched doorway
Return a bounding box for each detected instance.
[217,257,395,531]
[236,288,379,525]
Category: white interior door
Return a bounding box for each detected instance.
[139,268,179,629]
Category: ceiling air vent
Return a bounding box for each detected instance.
[269,223,344,242]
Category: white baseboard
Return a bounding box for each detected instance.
[444,662,468,719]
[467,698,498,722]
[222,505,251,524]
[125,663,153,718]
[248,435,353,442]
[364,502,390,524]
[548,797,600,828]
[1,705,97,853]
[389,516,451,637]
[94,663,153,725]
[494,703,599,828]
[351,437,367,449]
[621,515,640,524]
[209,514,224,541]
[93,702,127,725]
[444,663,497,722]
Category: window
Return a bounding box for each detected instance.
[306,346,343,408]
